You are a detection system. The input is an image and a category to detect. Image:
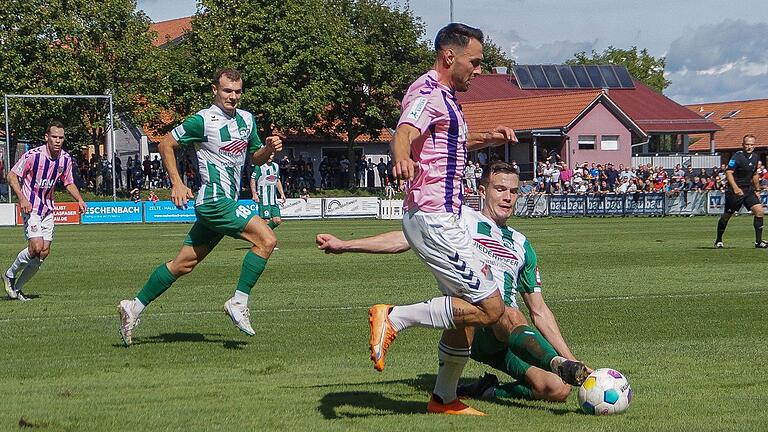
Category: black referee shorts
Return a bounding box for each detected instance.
[724,190,761,214]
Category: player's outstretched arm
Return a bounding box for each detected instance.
[316,231,409,254]
[251,136,283,166]
[390,124,420,181]
[6,172,31,213]
[467,126,518,151]
[277,178,287,204]
[65,183,87,213]
[159,140,193,209]
[522,292,576,360]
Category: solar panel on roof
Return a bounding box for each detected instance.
[585,65,606,87]
[557,65,579,88]
[599,65,620,87]
[542,65,564,88]
[512,65,636,89]
[513,65,535,89]
[528,65,551,88]
[571,65,593,87]
[613,66,635,88]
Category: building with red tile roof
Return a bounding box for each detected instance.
[686,99,768,162]
[149,17,192,47]
[457,70,721,177]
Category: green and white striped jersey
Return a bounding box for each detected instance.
[252,162,281,205]
[461,206,541,308]
[171,104,263,205]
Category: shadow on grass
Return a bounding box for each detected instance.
[311,373,575,418]
[2,293,42,301]
[113,332,248,350]
[319,391,426,418]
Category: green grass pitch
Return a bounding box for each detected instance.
[1,216,766,431]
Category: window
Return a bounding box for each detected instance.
[601,135,619,150]
[722,110,740,119]
[702,112,714,119]
[578,135,596,150]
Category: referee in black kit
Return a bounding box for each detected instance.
[715,134,767,248]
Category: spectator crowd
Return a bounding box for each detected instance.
[521,161,768,196]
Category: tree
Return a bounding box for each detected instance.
[482,37,515,72]
[172,0,352,135]
[170,0,432,189]
[566,46,671,92]
[0,0,167,157]
[319,0,432,187]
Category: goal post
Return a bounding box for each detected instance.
[3,93,116,202]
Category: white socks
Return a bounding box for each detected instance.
[131,298,146,315]
[233,290,249,304]
[433,342,470,403]
[14,257,42,291]
[388,296,455,332]
[7,248,32,278]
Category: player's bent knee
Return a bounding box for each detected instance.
[476,295,504,326]
[39,249,50,260]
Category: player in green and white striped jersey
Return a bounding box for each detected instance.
[250,154,286,229]
[316,162,589,402]
[118,69,283,345]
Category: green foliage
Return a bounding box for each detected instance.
[482,37,515,72]
[0,0,166,152]
[567,46,671,92]
[1,217,768,430]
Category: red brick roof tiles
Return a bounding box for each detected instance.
[686,99,768,150]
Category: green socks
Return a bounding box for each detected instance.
[235,251,268,295]
[267,220,279,230]
[136,263,177,306]
[496,381,535,400]
[508,325,559,372]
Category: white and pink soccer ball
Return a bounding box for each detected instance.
[578,368,632,415]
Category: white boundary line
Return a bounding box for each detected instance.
[0,289,764,324]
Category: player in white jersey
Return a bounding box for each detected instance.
[118,69,283,346]
[317,162,589,402]
[250,154,286,229]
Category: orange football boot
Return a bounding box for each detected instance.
[368,304,398,371]
[427,395,486,416]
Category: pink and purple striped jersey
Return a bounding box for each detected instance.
[11,145,74,217]
[397,70,468,214]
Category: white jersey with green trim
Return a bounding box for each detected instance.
[460,206,541,308]
[252,162,280,205]
[171,104,263,205]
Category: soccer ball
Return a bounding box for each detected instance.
[578,368,632,415]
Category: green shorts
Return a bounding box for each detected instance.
[471,326,532,380]
[183,198,258,249]
[258,203,281,219]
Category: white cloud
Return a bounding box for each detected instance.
[665,19,768,103]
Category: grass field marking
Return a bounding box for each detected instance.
[0,289,765,324]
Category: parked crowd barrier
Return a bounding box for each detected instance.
[2,192,767,226]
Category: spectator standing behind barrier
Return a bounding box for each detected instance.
[377,158,388,189]
[605,163,619,191]
[465,161,476,192]
[363,158,373,189]
[142,155,152,188]
[355,156,366,188]
[115,156,123,190]
[474,162,483,194]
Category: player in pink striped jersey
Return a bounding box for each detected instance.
[3,121,86,301]
[366,23,518,415]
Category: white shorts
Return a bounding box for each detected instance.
[23,212,55,242]
[402,210,498,304]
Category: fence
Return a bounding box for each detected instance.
[515,191,768,217]
[1,192,766,226]
[631,153,721,170]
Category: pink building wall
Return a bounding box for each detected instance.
[566,102,633,169]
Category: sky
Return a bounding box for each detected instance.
[136,0,768,105]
